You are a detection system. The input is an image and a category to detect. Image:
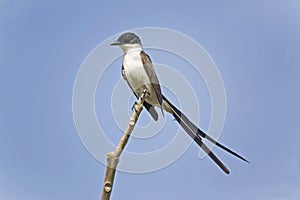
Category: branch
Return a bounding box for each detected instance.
[100,90,147,200]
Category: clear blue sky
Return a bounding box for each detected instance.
[1,0,300,200]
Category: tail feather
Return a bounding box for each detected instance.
[174,112,230,174]
[162,96,248,174]
[197,129,249,163]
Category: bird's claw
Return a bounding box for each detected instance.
[131,102,138,112]
[141,90,150,99]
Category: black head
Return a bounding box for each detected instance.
[111,32,141,46]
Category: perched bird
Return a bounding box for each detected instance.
[111,32,248,174]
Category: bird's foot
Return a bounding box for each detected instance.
[140,89,150,99]
[131,102,138,112]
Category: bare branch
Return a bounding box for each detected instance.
[100,90,147,200]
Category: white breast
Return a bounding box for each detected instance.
[123,51,159,106]
[123,51,147,91]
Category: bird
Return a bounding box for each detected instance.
[111,32,248,174]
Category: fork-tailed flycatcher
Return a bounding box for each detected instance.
[111,32,248,174]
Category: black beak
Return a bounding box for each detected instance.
[110,40,122,46]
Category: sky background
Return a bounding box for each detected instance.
[1,0,300,200]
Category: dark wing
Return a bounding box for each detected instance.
[122,64,158,121]
[140,51,164,115]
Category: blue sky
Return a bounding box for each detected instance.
[1,0,300,200]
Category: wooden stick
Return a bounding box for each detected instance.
[100,90,147,200]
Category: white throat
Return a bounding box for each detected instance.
[120,43,143,54]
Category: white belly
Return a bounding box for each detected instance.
[123,51,160,106]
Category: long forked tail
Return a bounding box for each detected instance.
[162,96,248,174]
